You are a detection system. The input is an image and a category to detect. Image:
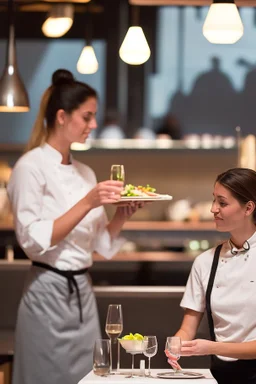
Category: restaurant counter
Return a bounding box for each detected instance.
[78,369,217,384]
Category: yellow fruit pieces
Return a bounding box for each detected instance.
[122,333,144,340]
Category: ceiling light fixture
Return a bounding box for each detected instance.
[119,6,151,65]
[203,0,244,44]
[77,9,98,74]
[0,0,29,112]
[42,4,74,38]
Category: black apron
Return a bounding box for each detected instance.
[206,244,256,384]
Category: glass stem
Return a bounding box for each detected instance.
[110,339,113,371]
[148,357,151,376]
[117,341,120,371]
[131,354,134,378]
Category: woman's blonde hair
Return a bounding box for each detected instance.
[25,86,52,152]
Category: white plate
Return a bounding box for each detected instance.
[157,371,205,379]
[118,194,173,202]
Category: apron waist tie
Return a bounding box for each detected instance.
[32,261,88,323]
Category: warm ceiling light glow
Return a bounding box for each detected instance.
[203,0,244,44]
[42,4,74,38]
[77,45,98,74]
[119,26,151,65]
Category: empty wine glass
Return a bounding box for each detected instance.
[105,304,123,372]
[143,336,158,377]
[165,336,181,374]
[110,165,125,182]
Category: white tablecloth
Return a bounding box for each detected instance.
[78,369,217,384]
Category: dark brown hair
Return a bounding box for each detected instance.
[216,167,256,223]
[26,69,97,151]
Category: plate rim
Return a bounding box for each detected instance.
[119,194,173,202]
[156,371,205,379]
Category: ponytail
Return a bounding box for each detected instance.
[25,87,52,153]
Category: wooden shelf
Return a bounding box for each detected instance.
[93,251,196,262]
[122,220,216,231]
[0,219,216,232]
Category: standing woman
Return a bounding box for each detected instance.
[166,168,256,384]
[8,69,139,384]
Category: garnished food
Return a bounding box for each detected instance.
[121,333,144,340]
[121,184,157,197]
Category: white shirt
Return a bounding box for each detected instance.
[181,231,256,361]
[7,143,125,270]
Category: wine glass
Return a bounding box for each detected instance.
[110,165,125,182]
[143,336,158,377]
[165,336,181,374]
[105,304,123,372]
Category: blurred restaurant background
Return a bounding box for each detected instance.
[0,0,256,382]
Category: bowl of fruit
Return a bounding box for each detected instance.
[118,333,147,354]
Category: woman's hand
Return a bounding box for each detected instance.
[181,339,213,356]
[84,180,124,209]
[115,201,146,219]
[165,349,182,371]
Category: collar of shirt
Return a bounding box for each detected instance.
[222,230,256,258]
[42,143,73,165]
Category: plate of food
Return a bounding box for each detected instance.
[117,184,173,202]
[156,371,205,379]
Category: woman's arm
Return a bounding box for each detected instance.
[106,203,144,239]
[51,180,124,245]
[181,339,256,360]
[176,308,204,340]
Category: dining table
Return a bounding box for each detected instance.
[78,369,218,383]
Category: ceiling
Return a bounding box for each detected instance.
[1,0,256,12]
[129,0,256,5]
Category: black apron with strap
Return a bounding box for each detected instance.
[206,244,256,384]
[32,261,88,323]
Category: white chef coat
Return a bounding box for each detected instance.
[180,231,256,361]
[7,143,125,270]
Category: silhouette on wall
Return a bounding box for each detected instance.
[155,112,183,140]
[169,57,239,136]
[237,58,256,134]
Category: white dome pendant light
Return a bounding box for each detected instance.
[203,0,244,44]
[119,6,150,65]
[77,46,98,74]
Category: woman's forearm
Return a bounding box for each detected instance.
[107,215,126,239]
[212,340,256,360]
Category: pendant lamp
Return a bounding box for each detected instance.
[77,10,98,74]
[203,0,244,44]
[0,0,29,112]
[77,46,98,74]
[119,6,151,65]
[42,4,74,38]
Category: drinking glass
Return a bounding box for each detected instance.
[165,336,181,374]
[143,336,158,377]
[93,339,110,377]
[105,304,123,372]
[110,165,125,182]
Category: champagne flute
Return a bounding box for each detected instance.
[143,336,158,377]
[165,336,181,374]
[110,165,125,182]
[105,304,123,372]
